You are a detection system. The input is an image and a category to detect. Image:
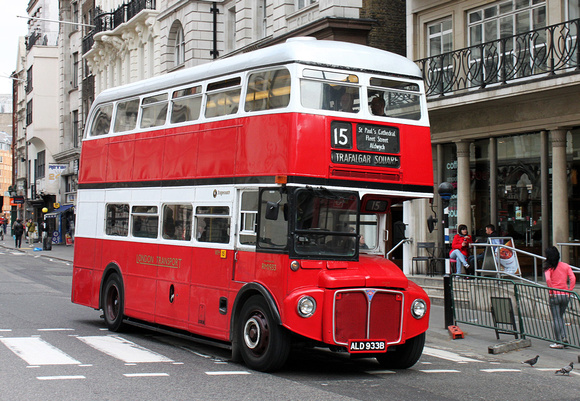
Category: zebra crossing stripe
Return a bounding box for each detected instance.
[0,337,81,365]
[77,335,173,363]
[423,346,482,363]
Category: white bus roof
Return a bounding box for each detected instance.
[94,38,423,104]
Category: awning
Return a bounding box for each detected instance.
[45,204,75,218]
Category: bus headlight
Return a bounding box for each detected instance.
[297,296,316,318]
[411,299,427,319]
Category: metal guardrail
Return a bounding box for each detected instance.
[386,238,411,260]
[452,274,580,349]
[471,242,545,283]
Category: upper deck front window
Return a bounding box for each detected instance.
[300,69,360,114]
[367,78,422,120]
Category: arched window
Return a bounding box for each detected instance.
[169,21,185,68]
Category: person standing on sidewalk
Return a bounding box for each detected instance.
[27,219,36,245]
[544,246,576,349]
[12,218,24,249]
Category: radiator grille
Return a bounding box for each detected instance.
[333,290,403,345]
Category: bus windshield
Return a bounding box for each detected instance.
[293,188,359,258]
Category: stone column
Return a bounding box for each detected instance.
[489,137,497,226]
[551,129,569,257]
[541,130,549,255]
[456,141,471,232]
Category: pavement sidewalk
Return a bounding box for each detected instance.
[1,235,577,368]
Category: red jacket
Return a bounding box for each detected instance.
[450,234,472,258]
[545,262,576,295]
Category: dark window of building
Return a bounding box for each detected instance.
[26,100,33,126]
[37,150,45,179]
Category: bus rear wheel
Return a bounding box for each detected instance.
[376,332,425,369]
[237,295,290,372]
[103,273,125,332]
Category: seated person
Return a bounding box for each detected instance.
[370,96,386,116]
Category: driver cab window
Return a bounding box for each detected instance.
[258,190,288,250]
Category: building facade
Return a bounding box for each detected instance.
[408,0,580,271]
[11,0,61,236]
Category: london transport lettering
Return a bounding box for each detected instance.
[136,254,182,269]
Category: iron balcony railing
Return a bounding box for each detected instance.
[82,0,156,54]
[416,18,580,98]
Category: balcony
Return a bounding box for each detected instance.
[82,0,156,54]
[416,18,580,99]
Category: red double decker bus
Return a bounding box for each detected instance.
[72,38,433,371]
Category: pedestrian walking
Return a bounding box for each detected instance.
[12,218,24,249]
[543,246,576,348]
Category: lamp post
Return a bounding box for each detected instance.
[438,181,455,329]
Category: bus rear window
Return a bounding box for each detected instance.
[245,68,291,112]
[105,204,129,236]
[171,86,202,124]
[114,99,140,133]
[89,104,113,137]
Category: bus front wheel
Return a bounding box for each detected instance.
[376,332,425,369]
[103,274,125,332]
[237,295,290,372]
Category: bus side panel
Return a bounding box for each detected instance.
[254,253,288,320]
[79,138,109,184]
[162,130,199,180]
[134,132,165,182]
[188,248,232,341]
[106,134,135,183]
[235,114,291,177]
[398,125,433,186]
[155,244,193,330]
[71,237,97,308]
[197,125,237,178]
[290,114,329,177]
[107,241,157,321]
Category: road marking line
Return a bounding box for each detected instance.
[419,369,461,373]
[37,375,86,381]
[205,371,251,375]
[366,370,396,374]
[38,328,75,332]
[123,373,169,377]
[0,337,81,365]
[0,329,12,332]
[423,347,482,363]
[77,335,173,363]
[480,369,521,372]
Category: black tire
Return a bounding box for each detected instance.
[237,295,290,372]
[102,273,125,332]
[376,332,425,369]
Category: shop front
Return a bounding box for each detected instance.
[44,204,75,245]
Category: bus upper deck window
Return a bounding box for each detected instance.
[171,85,202,124]
[90,104,113,137]
[140,94,168,129]
[205,77,241,118]
[368,78,422,120]
[245,68,291,112]
[114,99,140,133]
[300,69,360,113]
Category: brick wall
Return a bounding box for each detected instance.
[361,0,406,56]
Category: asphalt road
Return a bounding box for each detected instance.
[1,249,579,401]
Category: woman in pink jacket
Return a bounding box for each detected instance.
[544,246,576,349]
